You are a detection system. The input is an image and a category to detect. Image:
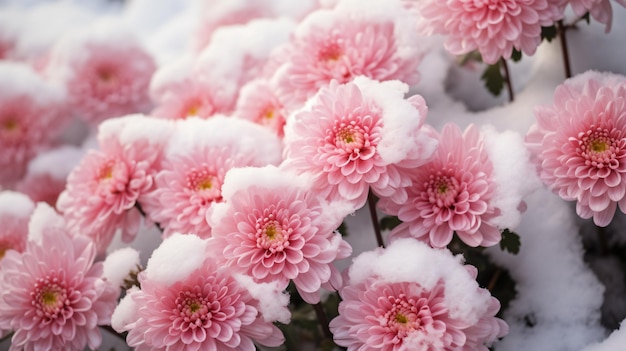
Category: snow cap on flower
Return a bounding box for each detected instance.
[141,116,283,238]
[143,233,208,286]
[417,0,566,64]
[283,76,437,209]
[46,19,156,124]
[330,238,508,351]
[27,202,67,245]
[15,145,83,206]
[526,70,626,226]
[116,233,287,350]
[103,247,141,289]
[209,165,353,304]
[234,79,288,137]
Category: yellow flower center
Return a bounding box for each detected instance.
[2,119,18,131]
[591,139,609,153]
[395,313,409,324]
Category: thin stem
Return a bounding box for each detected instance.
[557,20,572,79]
[135,202,164,232]
[313,302,333,341]
[501,58,515,102]
[0,332,13,343]
[101,325,127,342]
[367,191,385,248]
[487,268,502,292]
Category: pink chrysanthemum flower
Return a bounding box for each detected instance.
[142,116,283,238]
[151,78,234,120]
[379,123,502,248]
[526,71,626,226]
[47,27,156,125]
[0,230,118,351]
[272,1,423,109]
[57,137,155,254]
[0,191,34,260]
[0,63,67,186]
[568,0,626,32]
[417,0,565,64]
[145,146,254,238]
[121,252,285,350]
[235,79,287,137]
[329,238,508,351]
[283,77,437,209]
[209,166,352,303]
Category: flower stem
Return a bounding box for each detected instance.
[501,58,514,102]
[487,268,502,292]
[313,302,333,341]
[367,191,385,248]
[0,332,13,343]
[135,202,164,232]
[557,20,572,79]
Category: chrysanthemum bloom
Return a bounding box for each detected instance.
[47,26,156,125]
[0,191,34,260]
[272,0,423,109]
[329,238,508,351]
[235,79,287,137]
[0,63,67,186]
[379,123,502,248]
[151,80,230,120]
[526,71,626,226]
[283,77,437,209]
[417,0,565,64]
[0,230,118,351]
[143,116,283,238]
[209,166,352,303]
[567,0,626,32]
[57,137,156,254]
[145,146,255,238]
[114,234,286,351]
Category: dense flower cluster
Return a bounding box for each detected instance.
[2,0,625,350]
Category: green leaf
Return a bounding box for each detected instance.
[500,229,521,255]
[481,62,505,97]
[541,25,557,42]
[511,49,522,62]
[380,216,402,231]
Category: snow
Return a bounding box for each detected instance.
[348,238,495,323]
[0,191,34,218]
[110,286,140,333]
[234,273,291,324]
[143,233,208,286]
[103,247,141,289]
[220,165,309,200]
[27,202,65,244]
[23,145,83,180]
[0,61,65,104]
[98,114,173,147]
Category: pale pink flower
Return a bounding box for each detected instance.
[526,71,626,226]
[144,146,255,238]
[273,6,423,109]
[283,77,436,209]
[0,230,118,351]
[417,0,565,64]
[235,79,287,137]
[15,173,66,207]
[209,166,352,303]
[379,123,502,248]
[57,137,156,254]
[329,238,508,351]
[0,63,67,186]
[142,117,283,238]
[568,0,626,32]
[51,40,156,125]
[151,78,234,120]
[122,257,284,351]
